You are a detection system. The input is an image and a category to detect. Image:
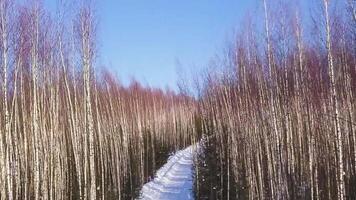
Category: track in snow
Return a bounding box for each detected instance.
[138,144,198,200]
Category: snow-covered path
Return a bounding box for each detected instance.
[138,145,198,200]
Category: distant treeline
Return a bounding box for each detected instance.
[195,0,355,199]
[0,0,198,199]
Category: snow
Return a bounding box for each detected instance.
[138,144,199,200]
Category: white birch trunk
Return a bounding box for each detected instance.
[323,0,345,199]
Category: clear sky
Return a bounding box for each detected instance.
[42,0,315,91]
[97,0,257,90]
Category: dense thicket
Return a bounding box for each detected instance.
[196,0,355,199]
[1,0,355,200]
[194,136,238,200]
[0,1,198,199]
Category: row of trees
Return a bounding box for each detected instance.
[196,0,355,199]
[0,0,198,199]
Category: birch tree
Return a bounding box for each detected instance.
[323,0,345,199]
[77,2,97,199]
[0,0,12,199]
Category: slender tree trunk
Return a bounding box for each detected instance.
[31,3,41,199]
[0,1,13,199]
[323,1,344,199]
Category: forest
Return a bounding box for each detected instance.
[0,0,355,199]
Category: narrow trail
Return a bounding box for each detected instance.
[139,144,198,200]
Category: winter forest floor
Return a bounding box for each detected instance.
[138,144,200,200]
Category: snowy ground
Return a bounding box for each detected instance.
[138,144,198,200]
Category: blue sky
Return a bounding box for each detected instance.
[42,0,315,90]
[98,0,257,90]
